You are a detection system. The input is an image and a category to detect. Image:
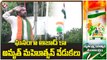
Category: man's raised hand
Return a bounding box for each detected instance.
[13,6,22,12]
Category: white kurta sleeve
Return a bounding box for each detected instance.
[2,11,16,24]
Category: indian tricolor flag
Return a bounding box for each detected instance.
[87,1,106,19]
[88,9,106,18]
[83,1,106,20]
[61,3,66,19]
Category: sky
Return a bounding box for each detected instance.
[28,2,82,36]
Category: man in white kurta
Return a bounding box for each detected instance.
[3,6,34,43]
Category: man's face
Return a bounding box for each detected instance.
[19,7,27,18]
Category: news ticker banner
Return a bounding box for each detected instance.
[1,40,82,59]
[0,1,107,60]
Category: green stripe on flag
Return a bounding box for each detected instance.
[26,19,31,40]
[62,9,66,19]
[88,12,106,18]
[57,26,63,33]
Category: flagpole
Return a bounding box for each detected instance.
[33,2,38,40]
[44,2,49,40]
[46,2,49,17]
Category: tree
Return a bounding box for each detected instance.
[64,28,82,43]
